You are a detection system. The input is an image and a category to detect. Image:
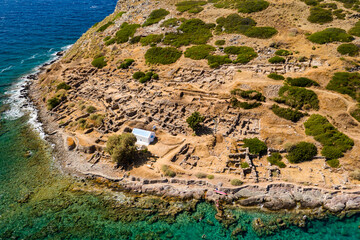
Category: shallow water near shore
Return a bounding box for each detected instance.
[0,0,360,239]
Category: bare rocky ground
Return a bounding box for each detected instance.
[30,0,360,213]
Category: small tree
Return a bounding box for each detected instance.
[286,142,317,163]
[186,111,205,133]
[106,133,137,168]
[243,138,267,156]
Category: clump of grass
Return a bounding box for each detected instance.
[91,56,107,69]
[97,21,114,32]
[103,36,111,42]
[237,0,270,13]
[267,73,285,80]
[224,46,258,64]
[326,72,360,100]
[216,14,256,34]
[133,71,145,80]
[176,1,207,13]
[267,152,286,168]
[118,59,134,69]
[244,27,278,39]
[143,9,169,27]
[184,45,216,60]
[326,159,340,168]
[86,106,97,114]
[350,169,360,180]
[207,54,232,68]
[215,40,226,45]
[271,104,305,122]
[129,36,142,44]
[307,28,354,44]
[268,56,286,64]
[337,43,359,56]
[140,34,163,46]
[163,19,214,47]
[231,89,265,101]
[230,98,262,109]
[307,7,333,24]
[88,114,104,127]
[114,22,140,44]
[275,85,319,110]
[349,20,360,37]
[231,179,243,186]
[132,71,159,83]
[286,142,318,163]
[241,162,249,168]
[161,165,176,177]
[351,107,360,122]
[145,47,182,65]
[275,49,292,56]
[113,11,125,20]
[161,18,183,27]
[286,77,319,87]
[207,174,214,179]
[56,82,71,91]
[333,9,346,19]
[195,172,207,178]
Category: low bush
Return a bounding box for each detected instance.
[275,49,292,56]
[286,142,317,163]
[215,40,226,45]
[176,1,207,13]
[241,162,250,168]
[333,9,346,19]
[216,14,256,34]
[307,7,333,24]
[271,104,305,122]
[56,82,71,91]
[161,18,182,27]
[47,96,62,110]
[231,89,265,101]
[114,22,140,44]
[351,107,360,122]
[207,174,215,179]
[207,54,232,68]
[230,97,262,109]
[237,0,270,13]
[145,47,182,65]
[302,0,322,6]
[113,11,125,20]
[244,27,278,39]
[337,43,359,56]
[321,146,344,159]
[286,77,319,87]
[231,179,243,186]
[326,159,340,168]
[129,36,142,44]
[140,34,163,46]
[195,172,207,178]
[276,85,319,110]
[106,133,137,167]
[326,72,360,100]
[86,106,97,114]
[224,46,258,64]
[164,19,214,47]
[161,165,176,177]
[268,56,286,64]
[133,71,145,79]
[103,36,111,42]
[319,3,338,9]
[118,59,134,69]
[186,111,205,133]
[91,56,107,69]
[97,21,113,32]
[243,137,267,155]
[143,9,169,27]
[184,45,216,60]
[307,28,354,44]
[349,20,360,37]
[105,38,116,46]
[88,114,104,127]
[268,73,285,80]
[267,152,286,168]
[350,168,360,180]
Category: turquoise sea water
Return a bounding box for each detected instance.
[0,0,359,239]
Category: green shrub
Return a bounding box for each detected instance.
[275,49,292,56]
[113,11,125,20]
[195,172,207,178]
[161,165,176,177]
[304,114,354,156]
[56,82,71,91]
[286,77,320,87]
[133,71,146,79]
[114,22,140,44]
[91,56,107,69]
[351,107,360,122]
[337,43,359,56]
[231,179,243,186]
[129,36,142,44]
[118,59,134,69]
[333,9,346,19]
[326,72,360,100]
[97,21,114,32]
[186,111,205,132]
[145,47,182,65]
[302,0,321,6]
[161,18,181,27]
[271,104,305,122]
[267,152,286,168]
[216,14,256,34]
[176,1,207,13]
[207,54,232,68]
[237,0,270,13]
[243,137,267,155]
[307,28,354,44]
[276,85,319,110]
[47,97,62,110]
[244,27,278,39]
[231,98,262,109]
[207,174,215,179]
[349,20,360,37]
[152,73,159,80]
[88,114,104,127]
[326,159,340,168]
[321,146,344,159]
[224,46,258,64]
[308,7,333,24]
[286,142,318,163]
[164,19,213,47]
[103,36,111,42]
[86,106,96,114]
[215,40,226,45]
[319,3,338,9]
[140,34,163,46]
[241,162,250,168]
[105,38,116,46]
[143,9,169,27]
[268,73,285,80]
[184,45,216,60]
[268,56,286,64]
[231,89,265,101]
[106,133,138,167]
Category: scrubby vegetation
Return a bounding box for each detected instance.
[133,71,146,80]
[91,56,107,69]
[271,104,305,122]
[267,152,286,168]
[195,172,207,178]
[237,0,270,13]
[304,114,354,160]
[88,114,104,127]
[186,111,205,133]
[230,179,243,186]
[268,56,286,64]
[145,47,182,65]
[47,96,63,110]
[327,158,340,168]
[56,82,71,91]
[267,73,285,80]
[97,21,113,32]
[143,9,169,27]
[241,162,250,168]
[86,106,97,114]
[231,89,265,101]
[230,98,262,109]
[207,54,232,68]
[164,19,214,47]
[307,28,354,44]
[286,77,319,87]
[351,107,360,122]
[243,137,267,155]
[114,22,140,44]
[184,45,216,60]
[106,133,138,167]
[245,27,278,39]
[207,174,215,179]
[132,71,158,83]
[161,18,183,27]
[224,46,258,64]
[275,49,292,56]
[350,168,360,180]
[215,40,225,45]
[275,86,319,110]
[118,59,134,69]
[308,7,333,24]
[286,142,318,163]
[337,43,359,56]
[349,20,360,36]
[140,34,163,46]
[326,72,360,100]
[176,1,207,13]
[113,11,125,20]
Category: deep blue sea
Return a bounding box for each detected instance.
[0,0,359,239]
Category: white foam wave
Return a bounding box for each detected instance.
[0,65,13,74]
[28,54,38,60]
[20,60,24,64]
[90,5,98,9]
[61,44,73,51]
